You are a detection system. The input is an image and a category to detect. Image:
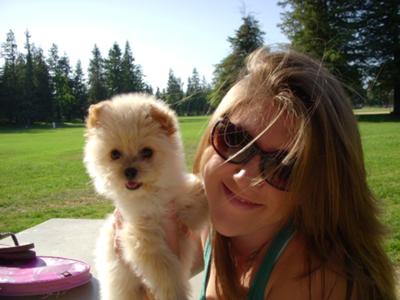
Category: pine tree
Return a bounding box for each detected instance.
[359,0,400,114]
[209,15,265,107]
[105,42,124,97]
[47,44,59,121]
[278,0,365,104]
[1,30,21,123]
[165,69,184,114]
[22,30,34,125]
[121,41,144,93]
[142,82,153,95]
[88,44,107,104]
[72,60,88,121]
[185,68,204,115]
[47,45,74,122]
[155,87,162,99]
[32,47,53,122]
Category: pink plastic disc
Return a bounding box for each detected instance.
[0,256,91,296]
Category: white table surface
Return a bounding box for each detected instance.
[0,218,203,300]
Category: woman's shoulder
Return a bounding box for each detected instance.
[265,233,348,300]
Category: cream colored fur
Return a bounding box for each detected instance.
[83,93,208,300]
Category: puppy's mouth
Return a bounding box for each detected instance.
[125,180,142,190]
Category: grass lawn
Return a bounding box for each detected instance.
[354,106,393,114]
[0,114,399,266]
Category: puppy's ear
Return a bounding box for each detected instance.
[86,101,111,129]
[149,105,177,135]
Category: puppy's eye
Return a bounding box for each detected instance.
[141,147,153,159]
[111,149,122,160]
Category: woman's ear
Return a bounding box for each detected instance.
[149,104,177,136]
[86,101,111,129]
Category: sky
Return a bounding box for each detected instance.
[0,0,289,90]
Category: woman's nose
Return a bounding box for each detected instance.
[233,155,262,185]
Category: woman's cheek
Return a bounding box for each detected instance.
[203,154,224,200]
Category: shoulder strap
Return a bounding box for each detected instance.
[199,236,212,300]
[248,221,296,300]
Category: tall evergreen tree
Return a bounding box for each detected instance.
[47,45,74,121]
[88,44,107,104]
[209,15,265,107]
[142,82,153,95]
[72,60,88,121]
[121,41,144,93]
[279,0,365,104]
[47,44,59,121]
[185,68,208,115]
[105,42,124,96]
[155,87,162,99]
[32,47,53,122]
[165,69,184,114]
[358,0,400,114]
[22,30,34,125]
[1,30,21,123]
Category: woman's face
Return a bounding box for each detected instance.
[203,104,298,238]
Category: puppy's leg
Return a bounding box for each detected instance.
[96,217,144,300]
[122,224,190,300]
[176,173,208,230]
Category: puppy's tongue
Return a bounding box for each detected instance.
[125,181,142,190]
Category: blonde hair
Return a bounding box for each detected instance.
[193,48,396,299]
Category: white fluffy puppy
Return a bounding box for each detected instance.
[84,93,208,300]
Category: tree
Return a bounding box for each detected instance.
[165,69,184,114]
[209,15,265,107]
[87,44,107,104]
[21,30,34,125]
[1,30,21,123]
[155,87,162,99]
[121,41,144,93]
[279,0,365,104]
[358,0,400,115]
[105,42,123,97]
[185,68,209,115]
[47,45,74,122]
[72,60,88,121]
[32,47,53,122]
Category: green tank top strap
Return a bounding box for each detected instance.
[199,236,212,300]
[248,221,296,300]
[199,221,295,300]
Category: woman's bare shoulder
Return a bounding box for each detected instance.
[266,234,348,300]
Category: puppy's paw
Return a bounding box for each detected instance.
[176,173,208,230]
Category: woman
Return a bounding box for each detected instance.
[114,48,396,299]
[189,48,396,299]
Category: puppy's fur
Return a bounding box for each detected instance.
[84,94,208,300]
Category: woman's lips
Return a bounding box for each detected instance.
[222,183,263,209]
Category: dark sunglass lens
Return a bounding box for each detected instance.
[224,122,247,147]
[212,120,252,163]
[261,155,293,191]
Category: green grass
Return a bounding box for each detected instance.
[356,116,400,263]
[354,106,393,114]
[0,118,210,234]
[0,114,399,266]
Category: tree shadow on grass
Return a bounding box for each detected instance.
[0,122,85,134]
[356,113,400,123]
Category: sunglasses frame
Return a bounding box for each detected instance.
[210,116,294,191]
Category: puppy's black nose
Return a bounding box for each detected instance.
[124,168,138,180]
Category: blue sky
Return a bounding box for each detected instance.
[0,0,289,90]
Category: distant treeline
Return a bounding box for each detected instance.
[0,31,212,125]
[1,4,399,126]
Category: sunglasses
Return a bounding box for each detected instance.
[210,116,295,191]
